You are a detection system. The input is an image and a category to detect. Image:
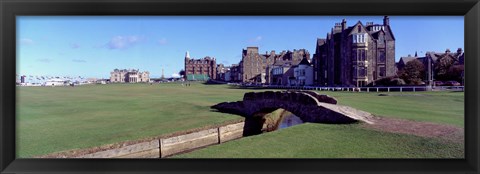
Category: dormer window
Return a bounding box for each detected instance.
[357,25,361,32]
[352,34,368,43]
[371,25,385,32]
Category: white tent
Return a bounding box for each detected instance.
[44,79,66,86]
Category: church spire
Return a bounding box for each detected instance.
[185,51,190,59]
[161,67,165,79]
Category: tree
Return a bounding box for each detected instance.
[369,76,406,86]
[447,65,464,82]
[179,69,186,78]
[400,59,425,85]
[434,56,455,81]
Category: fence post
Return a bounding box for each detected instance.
[388,87,390,92]
[413,87,415,92]
[400,87,403,92]
[377,88,379,92]
[367,88,369,92]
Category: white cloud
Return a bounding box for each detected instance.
[249,36,262,42]
[158,38,168,45]
[106,35,142,49]
[171,73,181,78]
[20,38,34,45]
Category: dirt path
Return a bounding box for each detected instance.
[362,116,464,143]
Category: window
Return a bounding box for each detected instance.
[357,25,361,32]
[379,67,386,77]
[360,50,366,61]
[359,67,366,77]
[352,34,367,43]
[378,50,386,63]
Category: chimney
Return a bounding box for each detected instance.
[446,48,451,53]
[341,19,346,31]
[457,48,463,54]
[383,16,390,26]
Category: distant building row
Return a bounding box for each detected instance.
[184,48,312,86]
[184,16,463,87]
[110,69,150,83]
[397,48,464,85]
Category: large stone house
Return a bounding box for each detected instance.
[293,58,314,86]
[313,16,396,87]
[268,60,296,86]
[239,47,310,84]
[110,69,150,83]
[184,51,217,81]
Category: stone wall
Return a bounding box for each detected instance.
[212,91,374,124]
[40,121,246,158]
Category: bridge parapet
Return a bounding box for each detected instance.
[212,91,374,124]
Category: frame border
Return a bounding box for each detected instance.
[1,0,479,173]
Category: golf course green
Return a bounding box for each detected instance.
[16,82,464,158]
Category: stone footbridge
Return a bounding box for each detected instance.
[211,90,374,124]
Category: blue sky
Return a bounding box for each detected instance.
[17,16,464,79]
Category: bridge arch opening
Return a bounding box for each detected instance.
[243,108,304,136]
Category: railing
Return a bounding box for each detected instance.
[238,84,464,92]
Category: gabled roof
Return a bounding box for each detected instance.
[347,21,374,38]
[370,29,385,40]
[298,57,311,66]
[399,56,417,65]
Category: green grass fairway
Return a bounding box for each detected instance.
[17,83,464,158]
[16,82,261,158]
[174,123,463,158]
[330,91,464,127]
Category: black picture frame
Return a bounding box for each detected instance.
[1,0,479,173]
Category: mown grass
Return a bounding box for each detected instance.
[174,123,464,158]
[16,82,255,158]
[16,83,464,158]
[328,91,464,127]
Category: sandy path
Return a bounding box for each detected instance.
[362,116,464,143]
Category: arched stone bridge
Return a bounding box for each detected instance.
[211,90,374,124]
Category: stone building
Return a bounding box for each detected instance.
[293,58,314,86]
[313,16,396,87]
[229,64,241,82]
[240,47,310,84]
[110,69,150,83]
[268,60,296,86]
[398,48,464,85]
[184,51,217,81]
[216,64,226,81]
